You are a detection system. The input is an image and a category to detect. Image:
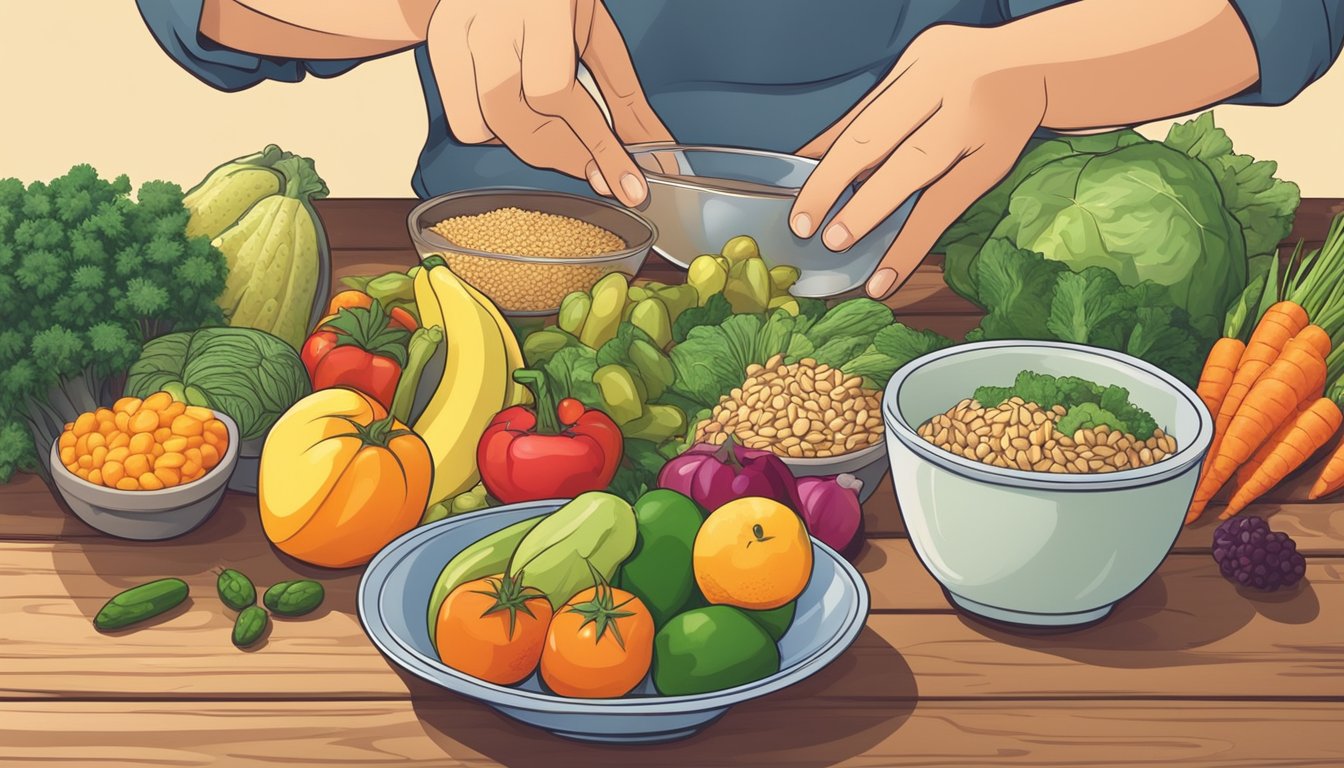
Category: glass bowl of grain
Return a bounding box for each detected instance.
[407,188,657,316]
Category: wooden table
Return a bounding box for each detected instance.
[4,199,1343,767]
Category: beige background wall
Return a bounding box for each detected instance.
[2,3,1341,198]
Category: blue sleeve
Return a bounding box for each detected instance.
[1226,0,1344,106]
[136,0,363,92]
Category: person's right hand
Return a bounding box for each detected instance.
[427,0,673,206]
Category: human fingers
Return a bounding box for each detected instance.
[789,89,937,239]
[581,2,674,145]
[819,117,962,252]
[865,148,1016,299]
[795,55,919,159]
[426,6,492,144]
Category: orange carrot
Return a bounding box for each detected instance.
[1223,398,1342,518]
[1232,362,1327,491]
[1188,333,1327,522]
[1309,430,1344,499]
[1196,338,1245,417]
[1239,302,1310,369]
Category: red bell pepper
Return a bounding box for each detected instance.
[300,298,410,409]
[477,369,624,504]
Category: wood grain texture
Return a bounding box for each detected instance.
[1,700,1341,768]
[1,521,1338,700]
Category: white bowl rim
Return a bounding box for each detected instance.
[407,186,658,265]
[628,142,818,199]
[49,409,240,505]
[882,340,1214,492]
[357,500,870,716]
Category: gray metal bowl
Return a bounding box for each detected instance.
[781,442,887,503]
[358,500,869,744]
[630,144,918,297]
[49,411,240,541]
[882,341,1213,628]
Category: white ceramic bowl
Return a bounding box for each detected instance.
[629,143,917,297]
[781,442,887,503]
[49,411,239,541]
[882,341,1213,628]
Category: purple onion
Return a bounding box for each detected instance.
[657,438,803,514]
[796,474,865,559]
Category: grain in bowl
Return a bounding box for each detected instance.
[694,355,884,458]
[917,370,1177,474]
[409,189,655,316]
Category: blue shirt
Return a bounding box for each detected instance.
[138,1,1343,199]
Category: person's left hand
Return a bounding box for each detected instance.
[792,24,1046,299]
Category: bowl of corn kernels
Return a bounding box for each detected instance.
[691,354,889,501]
[407,188,657,316]
[49,391,239,541]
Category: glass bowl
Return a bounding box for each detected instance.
[407,188,657,316]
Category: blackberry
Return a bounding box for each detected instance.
[1211,516,1306,591]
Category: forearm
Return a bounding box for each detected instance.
[997,0,1259,129]
[200,0,439,60]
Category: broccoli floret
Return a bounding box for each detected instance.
[0,167,229,482]
[1100,384,1158,440]
[1057,402,1128,437]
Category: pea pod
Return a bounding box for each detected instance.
[721,235,761,264]
[580,273,628,349]
[768,296,801,316]
[768,265,801,295]
[627,339,674,400]
[557,291,591,337]
[263,580,326,617]
[650,284,699,322]
[93,578,189,631]
[724,258,771,314]
[427,516,542,642]
[688,255,728,306]
[367,272,417,304]
[622,404,686,442]
[522,328,576,365]
[630,297,673,350]
[216,569,256,611]
[594,364,645,425]
[232,605,269,648]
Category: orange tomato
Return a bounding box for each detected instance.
[693,497,812,610]
[540,584,654,698]
[258,388,432,568]
[434,574,552,685]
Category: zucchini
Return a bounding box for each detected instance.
[93,578,189,631]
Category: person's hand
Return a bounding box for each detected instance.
[427,0,673,206]
[792,24,1046,299]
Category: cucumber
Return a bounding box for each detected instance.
[426,516,542,644]
[262,580,325,617]
[216,569,256,611]
[93,578,190,631]
[232,605,269,648]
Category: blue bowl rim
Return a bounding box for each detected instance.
[357,499,870,715]
[881,340,1214,493]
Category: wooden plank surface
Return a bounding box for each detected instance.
[2,700,1342,768]
[313,198,1343,254]
[3,523,1338,700]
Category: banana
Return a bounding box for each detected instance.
[413,265,511,504]
[458,277,528,406]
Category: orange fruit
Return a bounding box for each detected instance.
[693,497,812,610]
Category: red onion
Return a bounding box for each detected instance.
[795,473,865,559]
[656,437,803,514]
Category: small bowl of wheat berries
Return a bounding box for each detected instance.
[692,354,889,501]
[408,188,657,316]
[882,340,1214,629]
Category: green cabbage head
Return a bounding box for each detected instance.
[125,327,311,441]
[988,142,1246,335]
